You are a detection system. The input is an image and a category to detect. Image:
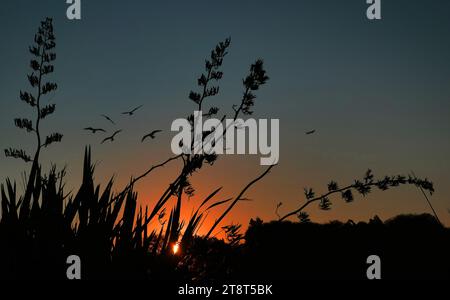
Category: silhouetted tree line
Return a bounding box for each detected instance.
[238,214,450,280]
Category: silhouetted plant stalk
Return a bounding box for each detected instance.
[173,40,270,242]
[116,38,272,249]
[278,169,435,222]
[108,154,183,206]
[4,18,61,219]
[205,164,275,238]
[410,170,441,225]
[222,223,244,246]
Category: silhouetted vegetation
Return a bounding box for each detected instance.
[1,151,448,279]
[4,17,61,224]
[277,169,435,222]
[1,17,448,280]
[238,214,450,280]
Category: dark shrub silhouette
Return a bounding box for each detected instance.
[4,18,61,218]
[239,214,450,280]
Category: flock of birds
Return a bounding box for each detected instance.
[85,104,316,145]
[83,105,162,144]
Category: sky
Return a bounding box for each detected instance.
[1,0,449,234]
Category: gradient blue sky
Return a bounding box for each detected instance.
[1,0,449,230]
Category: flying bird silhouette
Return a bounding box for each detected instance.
[141,130,162,142]
[101,130,122,144]
[101,114,115,125]
[84,127,106,134]
[122,105,143,116]
[305,130,316,135]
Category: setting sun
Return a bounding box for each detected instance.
[173,243,180,255]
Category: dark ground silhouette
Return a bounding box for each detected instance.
[237,214,450,280]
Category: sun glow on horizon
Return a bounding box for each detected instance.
[173,242,180,255]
